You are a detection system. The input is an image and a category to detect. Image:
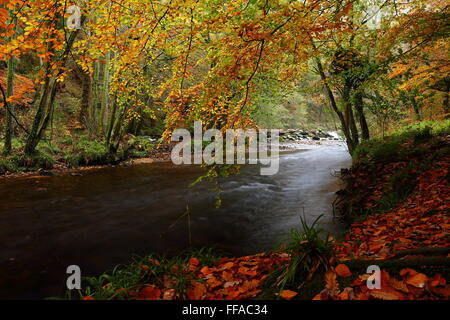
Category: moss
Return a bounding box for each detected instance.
[124,136,156,158]
[64,138,112,167]
[0,158,19,174]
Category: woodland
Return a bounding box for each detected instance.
[0,0,449,302]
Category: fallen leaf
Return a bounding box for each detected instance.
[189,257,200,270]
[280,290,298,300]
[400,268,418,278]
[324,270,340,297]
[162,289,176,300]
[370,288,406,300]
[429,274,446,287]
[187,281,207,300]
[335,264,352,278]
[140,285,161,300]
[406,273,428,288]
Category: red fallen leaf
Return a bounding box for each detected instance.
[388,277,409,294]
[187,281,207,300]
[207,277,222,289]
[354,292,370,300]
[369,242,385,252]
[139,265,150,271]
[429,274,446,287]
[222,262,234,270]
[219,286,239,300]
[335,264,352,278]
[369,288,407,300]
[280,290,298,300]
[222,270,234,282]
[406,273,428,288]
[312,292,325,300]
[238,266,249,275]
[325,271,339,297]
[189,257,200,268]
[224,281,240,289]
[82,296,95,300]
[200,266,212,275]
[245,270,258,277]
[400,268,418,278]
[148,258,160,265]
[140,285,161,300]
[337,287,354,300]
[337,290,349,300]
[162,288,176,300]
[429,286,450,298]
[240,279,261,291]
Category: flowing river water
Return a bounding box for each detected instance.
[0,143,351,299]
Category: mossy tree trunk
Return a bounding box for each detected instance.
[79,67,94,135]
[3,55,15,156]
[353,90,370,140]
[3,8,17,156]
[99,51,111,135]
[25,20,83,155]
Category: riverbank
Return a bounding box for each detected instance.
[77,123,449,301]
[0,138,343,180]
[0,137,172,179]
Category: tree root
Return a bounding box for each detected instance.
[392,247,450,259]
[344,257,450,270]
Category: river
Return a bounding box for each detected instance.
[0,143,351,299]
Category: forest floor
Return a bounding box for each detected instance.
[77,125,449,300]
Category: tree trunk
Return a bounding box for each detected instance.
[315,58,356,153]
[3,8,17,156]
[79,67,93,132]
[99,52,111,134]
[342,83,359,148]
[354,91,370,140]
[106,95,118,145]
[410,95,422,121]
[25,22,82,155]
[3,55,15,155]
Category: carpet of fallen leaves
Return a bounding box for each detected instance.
[313,264,449,300]
[315,144,450,300]
[337,156,450,261]
[130,253,290,300]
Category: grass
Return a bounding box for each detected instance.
[73,248,222,300]
[353,120,450,164]
[261,215,334,300]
